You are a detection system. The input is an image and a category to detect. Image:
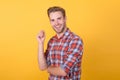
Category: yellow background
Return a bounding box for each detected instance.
[0,0,120,80]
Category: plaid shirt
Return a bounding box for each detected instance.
[45,28,83,80]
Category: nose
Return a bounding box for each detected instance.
[55,20,59,26]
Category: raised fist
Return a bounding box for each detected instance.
[37,30,45,43]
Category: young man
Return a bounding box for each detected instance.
[37,6,83,80]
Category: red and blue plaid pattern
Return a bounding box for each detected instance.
[45,28,83,80]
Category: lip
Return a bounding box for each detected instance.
[55,24,61,28]
[55,26,60,28]
[54,26,61,30]
[55,26,61,31]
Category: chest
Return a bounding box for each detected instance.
[47,39,70,64]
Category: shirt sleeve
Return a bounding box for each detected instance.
[61,38,83,74]
[45,40,51,67]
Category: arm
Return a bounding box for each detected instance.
[37,30,47,70]
[61,38,83,74]
[47,66,67,76]
[37,30,64,75]
[38,42,47,70]
[38,42,66,75]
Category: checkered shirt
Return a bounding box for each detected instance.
[45,28,83,80]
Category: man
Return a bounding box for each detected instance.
[37,6,83,80]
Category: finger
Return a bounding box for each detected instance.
[38,36,41,39]
[40,30,45,38]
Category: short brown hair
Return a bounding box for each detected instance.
[47,6,66,18]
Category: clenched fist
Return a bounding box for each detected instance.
[37,30,45,43]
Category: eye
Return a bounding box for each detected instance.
[58,17,61,20]
[51,19,54,22]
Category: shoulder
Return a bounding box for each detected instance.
[47,35,56,44]
[69,32,83,44]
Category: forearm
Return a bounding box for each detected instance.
[38,43,47,70]
[47,66,67,76]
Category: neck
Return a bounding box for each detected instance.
[57,27,67,39]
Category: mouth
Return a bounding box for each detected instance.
[55,26,60,29]
[54,26,61,32]
[55,24,61,28]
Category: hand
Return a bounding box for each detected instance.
[37,30,45,43]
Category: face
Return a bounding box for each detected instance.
[49,11,66,34]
